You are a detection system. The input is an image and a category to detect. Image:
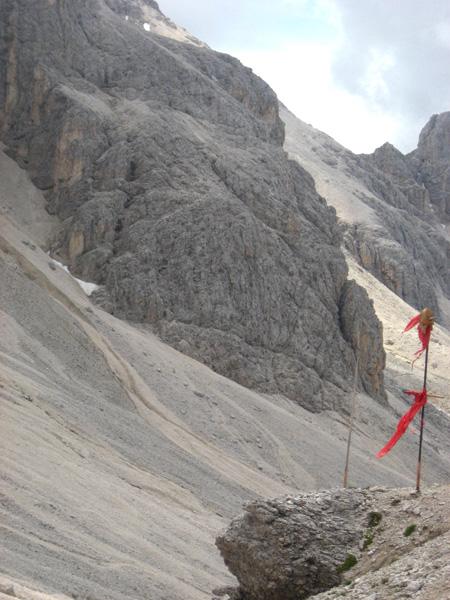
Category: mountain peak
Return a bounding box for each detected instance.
[417,111,450,161]
[413,111,450,218]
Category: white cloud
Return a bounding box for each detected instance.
[159,0,450,153]
[359,48,396,105]
[232,40,402,153]
[435,21,450,49]
[331,0,450,148]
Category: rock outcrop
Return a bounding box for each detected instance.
[216,486,450,600]
[409,112,450,220]
[0,0,385,409]
[216,489,368,600]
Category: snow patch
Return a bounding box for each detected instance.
[51,257,70,274]
[143,22,151,31]
[50,257,99,297]
[77,280,100,296]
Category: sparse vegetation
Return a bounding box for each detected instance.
[362,511,382,550]
[363,529,374,549]
[368,511,383,528]
[337,553,358,573]
[404,524,417,537]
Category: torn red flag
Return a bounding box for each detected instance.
[376,389,427,458]
[404,308,434,362]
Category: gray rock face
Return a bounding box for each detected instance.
[358,135,450,319]
[216,489,368,600]
[0,0,385,409]
[344,213,446,319]
[349,146,450,319]
[371,142,430,213]
[339,281,385,398]
[282,106,450,321]
[410,112,450,219]
[217,486,450,600]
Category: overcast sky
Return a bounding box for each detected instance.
[158,0,450,153]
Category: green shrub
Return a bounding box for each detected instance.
[368,511,382,528]
[337,554,358,573]
[363,530,374,549]
[403,524,417,537]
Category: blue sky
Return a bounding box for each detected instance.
[158,0,450,153]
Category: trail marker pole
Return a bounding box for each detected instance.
[416,345,429,493]
[343,356,359,488]
[376,307,435,482]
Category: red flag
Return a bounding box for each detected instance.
[404,308,434,363]
[376,389,427,458]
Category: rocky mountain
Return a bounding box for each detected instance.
[0,0,388,410]
[282,107,450,327]
[1,1,450,599]
[216,485,450,600]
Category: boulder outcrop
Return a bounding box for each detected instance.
[216,486,450,600]
[216,489,367,600]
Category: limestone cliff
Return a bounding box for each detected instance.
[0,0,385,409]
[409,112,450,220]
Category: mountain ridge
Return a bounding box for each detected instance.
[282,105,450,327]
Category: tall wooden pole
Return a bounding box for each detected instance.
[343,356,359,488]
[415,345,429,493]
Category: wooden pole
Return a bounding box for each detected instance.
[415,345,429,493]
[343,355,359,488]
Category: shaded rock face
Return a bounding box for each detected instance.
[339,281,385,398]
[371,142,430,213]
[410,112,450,219]
[0,0,385,409]
[344,215,446,319]
[359,132,450,318]
[350,146,450,319]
